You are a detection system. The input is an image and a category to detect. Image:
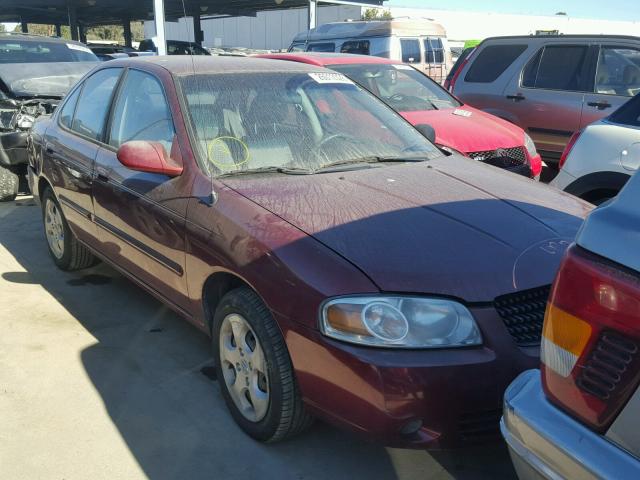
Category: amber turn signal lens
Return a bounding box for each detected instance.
[325,304,370,336]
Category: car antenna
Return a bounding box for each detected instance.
[180,0,217,206]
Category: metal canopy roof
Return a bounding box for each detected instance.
[0,0,384,26]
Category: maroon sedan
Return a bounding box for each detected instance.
[28,57,590,448]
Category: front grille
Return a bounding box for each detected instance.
[468,146,527,169]
[494,285,551,347]
[577,331,639,400]
[458,409,502,443]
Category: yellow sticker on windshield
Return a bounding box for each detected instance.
[207,136,250,169]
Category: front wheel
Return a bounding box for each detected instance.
[41,188,96,271]
[212,287,313,442]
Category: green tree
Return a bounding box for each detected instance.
[362,8,393,21]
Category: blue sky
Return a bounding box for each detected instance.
[386,0,640,21]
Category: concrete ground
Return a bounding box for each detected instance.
[0,196,516,480]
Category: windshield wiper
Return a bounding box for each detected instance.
[315,156,428,172]
[218,166,312,178]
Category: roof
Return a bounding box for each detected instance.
[104,55,328,75]
[292,19,446,43]
[1,0,383,26]
[256,52,400,67]
[0,32,86,47]
[480,34,640,44]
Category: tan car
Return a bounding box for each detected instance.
[450,35,640,165]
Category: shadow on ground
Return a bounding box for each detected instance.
[0,196,516,480]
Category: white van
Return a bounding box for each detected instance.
[289,19,452,84]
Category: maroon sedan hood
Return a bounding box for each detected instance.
[222,156,591,302]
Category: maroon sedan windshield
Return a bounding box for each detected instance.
[179,71,440,176]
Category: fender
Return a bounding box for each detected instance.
[480,108,521,126]
[565,171,631,201]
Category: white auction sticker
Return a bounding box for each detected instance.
[66,43,93,54]
[392,64,414,70]
[308,72,353,84]
[452,109,472,117]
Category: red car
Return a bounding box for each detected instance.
[259,53,543,179]
[29,57,586,449]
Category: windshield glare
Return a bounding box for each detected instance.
[0,40,98,63]
[180,72,440,176]
[330,64,460,112]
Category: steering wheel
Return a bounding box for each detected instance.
[318,133,359,151]
[388,93,407,102]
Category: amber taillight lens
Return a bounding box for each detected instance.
[541,245,640,432]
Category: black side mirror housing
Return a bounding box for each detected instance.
[415,124,437,144]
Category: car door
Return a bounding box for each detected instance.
[92,68,192,311]
[505,43,594,160]
[43,68,123,247]
[581,44,640,129]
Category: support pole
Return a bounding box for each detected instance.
[153,0,167,55]
[123,17,132,48]
[79,24,87,44]
[68,3,79,41]
[21,22,28,33]
[193,8,203,46]
[308,0,317,30]
[55,24,62,37]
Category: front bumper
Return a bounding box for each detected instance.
[285,306,540,449]
[501,370,640,480]
[0,130,28,167]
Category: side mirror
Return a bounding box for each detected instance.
[116,141,183,177]
[415,123,437,144]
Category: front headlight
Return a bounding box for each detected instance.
[320,296,482,348]
[524,133,537,158]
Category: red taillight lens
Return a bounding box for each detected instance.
[559,130,583,170]
[446,57,469,93]
[542,245,640,432]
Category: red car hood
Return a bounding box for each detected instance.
[401,106,525,153]
[223,156,591,302]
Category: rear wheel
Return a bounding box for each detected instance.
[212,287,313,442]
[41,188,96,271]
[0,165,18,202]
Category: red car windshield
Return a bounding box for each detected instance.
[179,71,441,177]
[329,63,461,112]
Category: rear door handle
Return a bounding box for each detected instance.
[587,101,612,110]
[97,173,109,182]
[506,93,526,102]
[45,146,56,155]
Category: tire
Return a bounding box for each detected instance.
[212,287,313,442]
[0,165,18,202]
[41,188,96,271]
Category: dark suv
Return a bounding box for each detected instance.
[0,32,97,201]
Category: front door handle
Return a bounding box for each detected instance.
[587,101,612,110]
[45,146,56,155]
[97,173,109,182]
[506,93,526,102]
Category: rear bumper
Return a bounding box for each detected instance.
[501,370,640,480]
[549,169,576,192]
[0,131,28,168]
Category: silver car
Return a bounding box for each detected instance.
[501,170,640,479]
[451,35,640,165]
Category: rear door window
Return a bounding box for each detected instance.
[424,37,444,64]
[400,39,421,64]
[608,94,640,127]
[341,40,370,55]
[522,45,589,91]
[464,44,527,83]
[306,43,335,52]
[595,46,640,97]
[71,68,122,141]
